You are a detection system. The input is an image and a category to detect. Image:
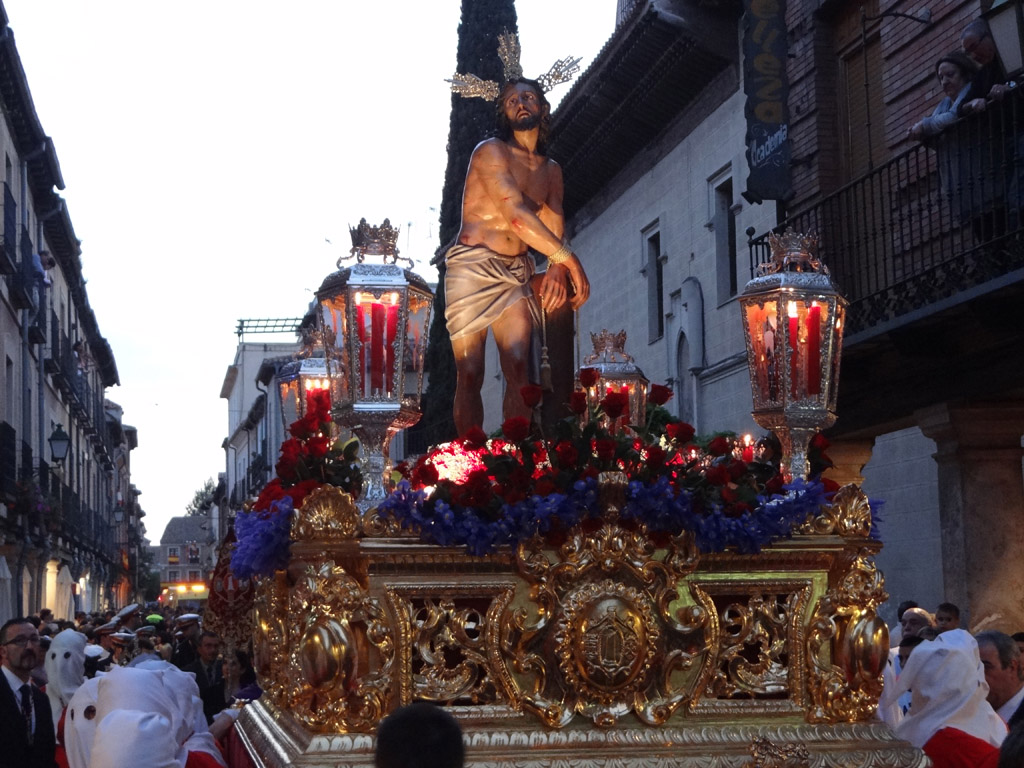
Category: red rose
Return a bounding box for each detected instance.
[413,462,439,487]
[520,384,544,408]
[289,478,323,509]
[463,426,488,449]
[810,433,830,451]
[601,391,629,420]
[645,444,666,469]
[649,384,673,405]
[253,478,286,511]
[764,474,784,496]
[721,485,738,503]
[581,465,601,480]
[665,422,696,444]
[534,476,557,496]
[306,435,331,459]
[306,389,332,421]
[595,439,617,463]
[727,459,747,481]
[502,417,531,443]
[555,441,579,468]
[705,464,731,486]
[822,477,841,496]
[578,368,600,388]
[275,439,303,481]
[707,436,731,456]
[569,391,588,415]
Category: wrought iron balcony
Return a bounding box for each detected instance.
[748,91,1024,435]
[749,91,1024,338]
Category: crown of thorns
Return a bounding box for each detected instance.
[446,30,581,101]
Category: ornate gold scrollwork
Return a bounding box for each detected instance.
[800,483,874,537]
[291,485,361,541]
[253,571,289,704]
[806,551,889,723]
[279,561,395,733]
[498,472,706,727]
[384,587,515,706]
[709,593,798,699]
[745,736,811,768]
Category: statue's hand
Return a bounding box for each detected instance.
[539,264,571,312]
[567,256,590,309]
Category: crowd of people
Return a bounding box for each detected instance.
[1,605,261,768]
[881,600,1024,768]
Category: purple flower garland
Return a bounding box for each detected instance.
[379,476,834,557]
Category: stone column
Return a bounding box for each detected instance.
[824,438,875,487]
[917,401,1024,632]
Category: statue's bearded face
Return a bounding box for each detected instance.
[502,83,544,131]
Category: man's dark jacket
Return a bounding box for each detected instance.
[183,657,227,725]
[0,671,57,768]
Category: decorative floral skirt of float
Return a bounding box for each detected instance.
[229,385,922,768]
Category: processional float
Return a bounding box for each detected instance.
[228,225,925,768]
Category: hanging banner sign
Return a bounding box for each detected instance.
[742,0,792,203]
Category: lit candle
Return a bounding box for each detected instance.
[370,301,385,393]
[787,301,799,399]
[385,300,399,395]
[807,301,821,395]
[355,302,367,396]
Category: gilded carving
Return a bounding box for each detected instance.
[799,484,874,538]
[279,561,395,732]
[384,585,516,706]
[744,736,810,768]
[805,551,889,723]
[292,484,361,541]
[498,472,706,727]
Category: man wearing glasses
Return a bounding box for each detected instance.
[0,618,57,768]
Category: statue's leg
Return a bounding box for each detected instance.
[493,298,535,424]
[451,328,488,436]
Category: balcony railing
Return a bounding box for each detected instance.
[749,91,1024,338]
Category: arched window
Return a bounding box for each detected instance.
[676,333,694,425]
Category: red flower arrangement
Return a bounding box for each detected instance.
[252,389,362,512]
[381,382,833,556]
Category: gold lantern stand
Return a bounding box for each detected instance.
[316,219,433,511]
[738,231,847,480]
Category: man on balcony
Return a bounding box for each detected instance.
[959,19,1012,116]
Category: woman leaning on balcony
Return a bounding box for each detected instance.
[909,52,979,223]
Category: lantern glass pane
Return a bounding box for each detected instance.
[354,290,401,399]
[744,300,781,406]
[279,379,300,427]
[320,296,350,404]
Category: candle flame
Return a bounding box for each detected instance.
[787,301,798,318]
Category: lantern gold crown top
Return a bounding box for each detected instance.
[345,218,412,268]
[447,30,581,101]
[763,229,826,275]
[584,329,634,364]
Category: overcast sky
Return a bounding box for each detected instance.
[2,1,615,542]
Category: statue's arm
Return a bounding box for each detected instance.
[540,161,589,310]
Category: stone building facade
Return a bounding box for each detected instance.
[0,4,141,622]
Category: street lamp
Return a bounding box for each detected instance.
[987,0,1024,78]
[739,230,847,481]
[317,219,433,510]
[48,423,71,464]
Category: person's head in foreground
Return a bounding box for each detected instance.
[375,702,464,768]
